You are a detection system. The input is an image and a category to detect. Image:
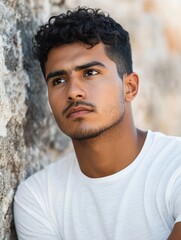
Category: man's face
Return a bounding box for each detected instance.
[45,42,126,140]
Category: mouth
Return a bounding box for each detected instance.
[66,106,94,118]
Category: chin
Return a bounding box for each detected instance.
[60,111,125,141]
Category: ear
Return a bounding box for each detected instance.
[123,73,139,102]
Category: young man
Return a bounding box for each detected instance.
[14,7,181,239]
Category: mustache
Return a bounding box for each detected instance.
[62,101,96,115]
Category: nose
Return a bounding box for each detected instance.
[67,80,86,101]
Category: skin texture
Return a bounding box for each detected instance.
[46,42,125,141]
[45,42,181,237]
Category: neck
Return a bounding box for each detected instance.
[72,112,147,178]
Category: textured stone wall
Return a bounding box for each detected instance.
[0,1,70,239]
[0,0,181,239]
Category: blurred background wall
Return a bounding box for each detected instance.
[0,0,180,239]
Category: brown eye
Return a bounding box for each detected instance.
[52,78,67,86]
[84,69,98,77]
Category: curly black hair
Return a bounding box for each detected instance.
[33,7,133,79]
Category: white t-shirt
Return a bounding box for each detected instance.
[14,131,181,240]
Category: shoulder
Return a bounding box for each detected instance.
[144,130,181,179]
[150,130,181,144]
[149,130,181,156]
[29,151,75,181]
[13,153,76,239]
[15,151,76,201]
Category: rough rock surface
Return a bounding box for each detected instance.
[0,0,181,239]
[0,1,69,239]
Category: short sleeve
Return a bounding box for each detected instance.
[14,180,61,240]
[166,167,181,224]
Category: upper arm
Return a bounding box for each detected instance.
[14,181,61,240]
[167,166,181,239]
[167,222,181,240]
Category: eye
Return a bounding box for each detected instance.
[84,69,99,77]
[52,78,67,86]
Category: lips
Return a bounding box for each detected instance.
[66,106,93,118]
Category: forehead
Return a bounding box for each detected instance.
[45,42,115,76]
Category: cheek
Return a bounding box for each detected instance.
[48,91,62,114]
[96,84,123,105]
[48,92,55,109]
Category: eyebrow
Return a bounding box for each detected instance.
[46,61,106,82]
